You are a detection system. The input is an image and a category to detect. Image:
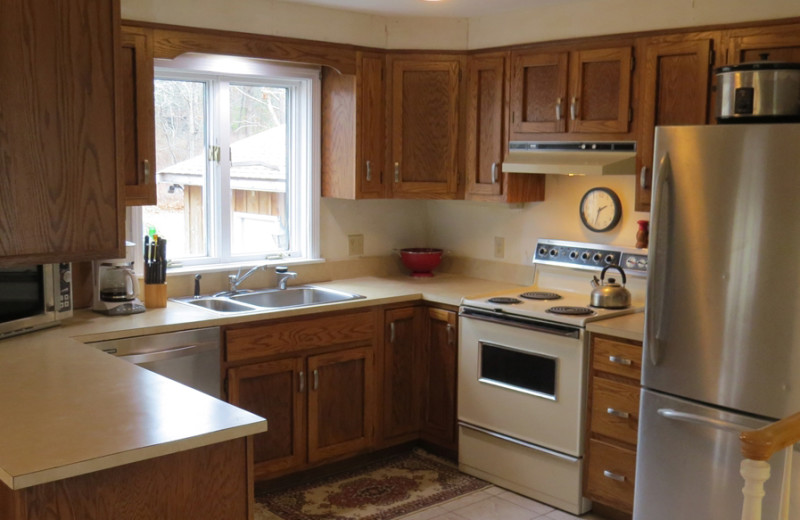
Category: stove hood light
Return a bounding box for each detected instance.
[502,141,637,176]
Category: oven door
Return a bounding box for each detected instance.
[458,310,587,457]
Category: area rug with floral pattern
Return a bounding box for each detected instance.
[254,449,489,520]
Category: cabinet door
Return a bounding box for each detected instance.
[0,0,123,264]
[421,308,458,452]
[568,46,633,134]
[120,26,156,206]
[307,347,375,463]
[389,56,462,199]
[635,37,713,212]
[227,357,306,476]
[510,51,569,135]
[358,52,386,197]
[725,23,800,64]
[466,53,506,198]
[381,306,422,442]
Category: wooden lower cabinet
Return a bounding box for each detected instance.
[584,333,643,516]
[225,310,378,479]
[381,306,422,442]
[421,307,458,452]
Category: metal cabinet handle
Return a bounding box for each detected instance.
[609,355,632,366]
[555,97,563,121]
[603,470,626,482]
[366,160,372,182]
[446,323,454,345]
[313,369,319,391]
[491,162,498,184]
[389,322,396,343]
[570,97,578,120]
[143,159,151,184]
[640,165,648,189]
[299,371,305,392]
[607,408,630,419]
[394,162,400,183]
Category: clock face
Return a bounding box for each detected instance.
[580,188,621,232]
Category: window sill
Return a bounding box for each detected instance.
[159,257,326,277]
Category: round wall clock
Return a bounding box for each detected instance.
[579,187,622,232]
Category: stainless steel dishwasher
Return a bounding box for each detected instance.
[89,327,221,398]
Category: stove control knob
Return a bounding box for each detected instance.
[638,258,648,269]
[549,248,559,257]
[569,250,579,259]
[605,254,615,264]
[625,257,637,268]
[592,253,602,262]
[581,252,590,261]
[538,246,548,257]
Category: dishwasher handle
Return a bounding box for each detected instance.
[118,342,218,365]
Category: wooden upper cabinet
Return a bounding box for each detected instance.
[322,52,385,199]
[466,52,545,203]
[634,34,716,212]
[120,26,157,206]
[0,0,123,264]
[569,47,633,134]
[724,22,800,64]
[387,54,464,199]
[510,45,633,139]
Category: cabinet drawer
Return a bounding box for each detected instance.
[592,335,642,381]
[586,439,636,513]
[591,377,640,445]
[226,310,376,362]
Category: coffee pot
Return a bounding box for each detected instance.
[92,260,145,315]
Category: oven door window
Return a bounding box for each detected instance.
[479,342,557,400]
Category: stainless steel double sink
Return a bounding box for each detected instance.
[171,285,365,315]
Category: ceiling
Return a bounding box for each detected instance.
[276,0,540,18]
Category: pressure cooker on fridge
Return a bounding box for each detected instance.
[715,55,800,123]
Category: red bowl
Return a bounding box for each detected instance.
[399,248,443,277]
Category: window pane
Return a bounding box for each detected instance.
[228,84,288,256]
[144,79,208,258]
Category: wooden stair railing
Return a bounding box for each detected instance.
[739,411,800,520]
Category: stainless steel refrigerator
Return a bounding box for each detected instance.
[634,123,800,520]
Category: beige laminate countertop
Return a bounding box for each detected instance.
[0,274,522,491]
[586,312,645,342]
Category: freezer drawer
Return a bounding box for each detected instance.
[634,389,800,520]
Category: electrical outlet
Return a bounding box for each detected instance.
[348,234,364,256]
[494,236,505,259]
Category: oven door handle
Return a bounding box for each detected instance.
[459,309,581,338]
[458,421,580,463]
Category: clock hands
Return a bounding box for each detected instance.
[594,205,608,225]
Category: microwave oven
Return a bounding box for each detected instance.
[0,263,73,340]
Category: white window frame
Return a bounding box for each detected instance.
[131,54,320,273]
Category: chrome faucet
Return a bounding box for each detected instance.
[275,266,297,290]
[227,263,269,293]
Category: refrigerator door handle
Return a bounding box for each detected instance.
[657,408,749,434]
[646,153,672,367]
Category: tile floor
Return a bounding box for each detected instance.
[396,486,610,520]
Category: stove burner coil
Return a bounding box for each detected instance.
[546,306,595,316]
[520,291,562,300]
[487,297,522,305]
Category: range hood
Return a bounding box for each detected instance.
[502,141,636,176]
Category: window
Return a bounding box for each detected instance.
[135,54,320,268]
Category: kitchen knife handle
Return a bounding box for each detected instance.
[366,160,372,182]
[394,162,400,183]
[298,371,305,392]
[555,97,562,121]
[603,470,626,482]
[491,162,498,184]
